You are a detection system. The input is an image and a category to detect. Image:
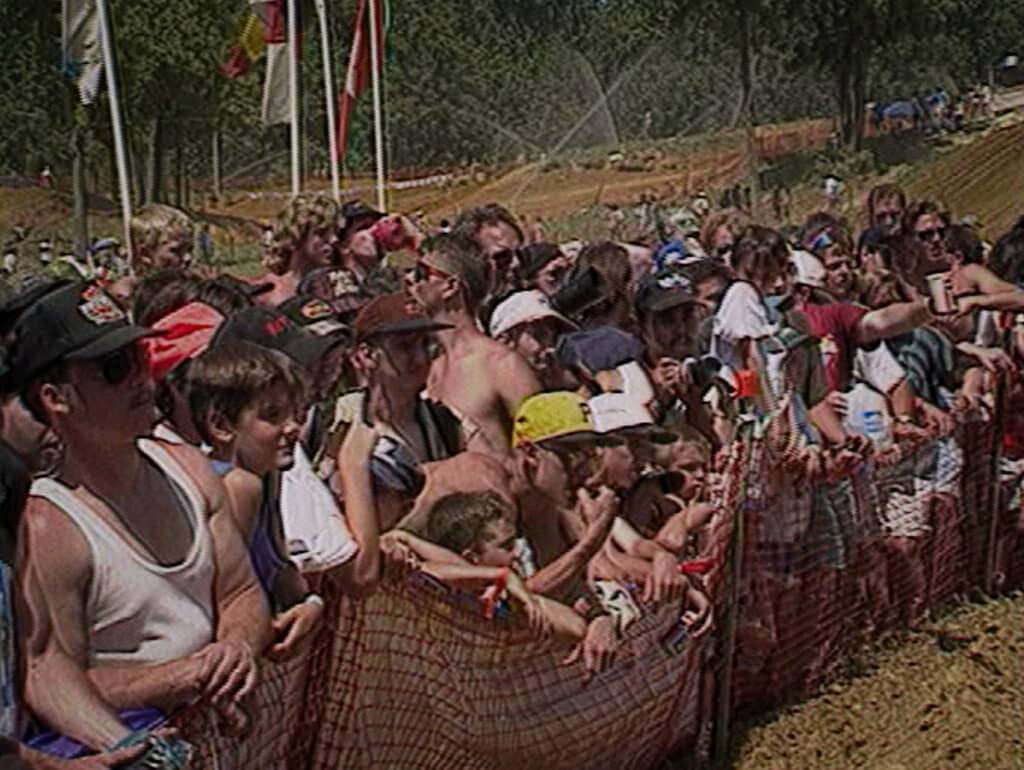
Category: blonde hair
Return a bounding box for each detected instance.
[264,195,340,275]
[130,204,194,269]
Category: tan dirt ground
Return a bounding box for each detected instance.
[729,594,1024,770]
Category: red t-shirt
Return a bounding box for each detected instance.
[799,302,866,392]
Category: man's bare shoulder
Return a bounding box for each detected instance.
[422,451,512,493]
[152,439,226,518]
[20,495,91,577]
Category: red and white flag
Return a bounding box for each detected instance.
[336,0,386,162]
[255,0,291,126]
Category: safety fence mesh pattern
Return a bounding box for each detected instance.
[170,404,1024,770]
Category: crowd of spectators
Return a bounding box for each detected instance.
[2,176,1024,767]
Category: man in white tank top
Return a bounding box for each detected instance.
[6,283,271,735]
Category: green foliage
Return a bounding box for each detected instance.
[0,0,1021,181]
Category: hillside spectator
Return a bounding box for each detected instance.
[260,195,342,306]
[867,183,907,235]
[130,204,195,274]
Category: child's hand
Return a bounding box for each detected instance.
[562,615,618,681]
[268,600,324,661]
[380,531,419,568]
[682,586,713,639]
[642,550,686,604]
[504,572,554,638]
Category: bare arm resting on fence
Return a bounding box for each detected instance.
[419,561,586,642]
[169,443,269,700]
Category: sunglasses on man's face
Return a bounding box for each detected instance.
[410,260,450,283]
[916,227,946,243]
[95,345,142,386]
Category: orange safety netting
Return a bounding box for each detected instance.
[169,403,1023,769]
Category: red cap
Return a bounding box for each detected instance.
[143,302,225,381]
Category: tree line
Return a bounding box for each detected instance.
[0,0,1021,204]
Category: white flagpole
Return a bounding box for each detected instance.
[95,0,133,268]
[368,0,386,211]
[288,0,301,197]
[314,0,340,203]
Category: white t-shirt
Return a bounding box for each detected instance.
[281,443,358,573]
[711,282,774,374]
[853,342,905,395]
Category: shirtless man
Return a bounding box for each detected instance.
[406,234,541,454]
[9,283,270,736]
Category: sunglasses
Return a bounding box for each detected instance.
[410,260,450,283]
[916,227,946,242]
[96,345,141,386]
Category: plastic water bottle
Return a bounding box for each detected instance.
[843,382,894,452]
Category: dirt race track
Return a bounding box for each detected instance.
[729,594,1024,770]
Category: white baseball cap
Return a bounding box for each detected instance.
[489,290,577,338]
[790,249,827,289]
[588,392,675,443]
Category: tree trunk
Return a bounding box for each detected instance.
[71,120,89,258]
[851,54,868,152]
[211,129,222,200]
[144,115,163,205]
[732,5,754,131]
[174,142,184,208]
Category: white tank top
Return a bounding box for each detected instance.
[30,440,215,666]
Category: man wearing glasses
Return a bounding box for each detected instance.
[453,204,525,304]
[8,283,270,748]
[406,235,541,455]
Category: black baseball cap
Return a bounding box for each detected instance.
[634,271,698,318]
[0,276,71,337]
[340,200,385,241]
[5,282,157,391]
[518,243,562,279]
[296,267,368,318]
[278,295,353,343]
[213,306,343,371]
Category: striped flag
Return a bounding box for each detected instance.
[220,12,267,78]
[62,0,103,105]
[220,1,294,126]
[336,0,388,162]
[255,0,292,125]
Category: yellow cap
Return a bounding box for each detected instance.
[511,391,594,448]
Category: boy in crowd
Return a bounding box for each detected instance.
[188,342,324,660]
[383,491,587,643]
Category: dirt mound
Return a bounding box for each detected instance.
[730,594,1024,770]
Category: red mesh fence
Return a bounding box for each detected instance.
[166,400,1023,769]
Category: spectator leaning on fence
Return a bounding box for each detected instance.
[8,282,270,757]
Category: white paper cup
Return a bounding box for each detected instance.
[926,272,956,314]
